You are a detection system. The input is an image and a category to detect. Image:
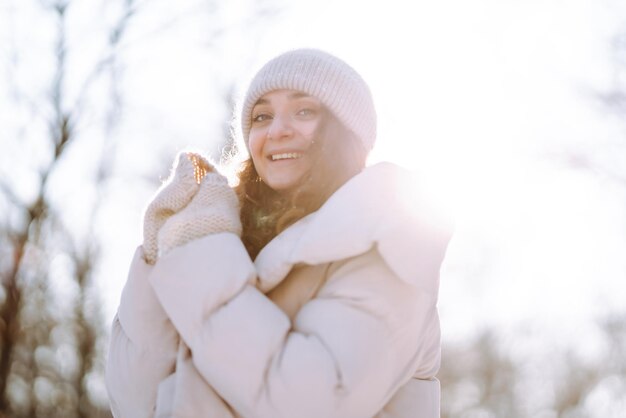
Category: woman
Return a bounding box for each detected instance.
[105,49,452,418]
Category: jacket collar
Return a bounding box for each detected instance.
[254,162,453,294]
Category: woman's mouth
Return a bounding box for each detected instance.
[270,152,303,161]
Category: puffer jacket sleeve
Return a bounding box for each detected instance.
[149,233,440,418]
[106,247,179,418]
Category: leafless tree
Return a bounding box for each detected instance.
[560,19,626,186]
[439,312,626,418]
[0,0,135,416]
[0,0,285,415]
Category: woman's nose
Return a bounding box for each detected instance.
[267,114,294,140]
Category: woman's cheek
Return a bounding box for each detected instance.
[248,131,265,160]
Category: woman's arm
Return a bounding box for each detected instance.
[105,247,179,418]
[105,152,243,417]
[149,234,440,418]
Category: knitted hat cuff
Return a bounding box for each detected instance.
[241,49,377,151]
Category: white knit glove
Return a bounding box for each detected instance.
[142,152,206,264]
[156,158,242,259]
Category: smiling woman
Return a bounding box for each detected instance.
[105,48,452,418]
[239,88,368,258]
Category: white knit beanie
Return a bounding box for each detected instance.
[241,49,377,152]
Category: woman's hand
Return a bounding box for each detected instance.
[142,151,213,264]
[156,161,242,258]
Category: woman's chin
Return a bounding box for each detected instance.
[263,168,310,193]
[266,178,304,193]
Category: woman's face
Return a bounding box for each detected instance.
[248,89,323,192]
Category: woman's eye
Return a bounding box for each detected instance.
[296,108,316,118]
[252,113,271,123]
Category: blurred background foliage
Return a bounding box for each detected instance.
[0,0,625,417]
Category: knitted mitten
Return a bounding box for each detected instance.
[142,152,207,264]
[156,163,242,259]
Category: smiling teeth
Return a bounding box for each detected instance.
[271,153,302,161]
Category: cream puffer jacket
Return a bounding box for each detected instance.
[105,162,452,418]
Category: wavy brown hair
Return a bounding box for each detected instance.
[235,110,368,260]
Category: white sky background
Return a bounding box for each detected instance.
[2,0,626,369]
[102,0,626,343]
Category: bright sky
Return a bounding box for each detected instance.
[3,0,625,362]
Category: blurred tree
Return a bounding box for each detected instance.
[439,313,626,417]
[564,14,626,185]
[0,0,284,416]
[440,330,521,418]
[0,1,136,416]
